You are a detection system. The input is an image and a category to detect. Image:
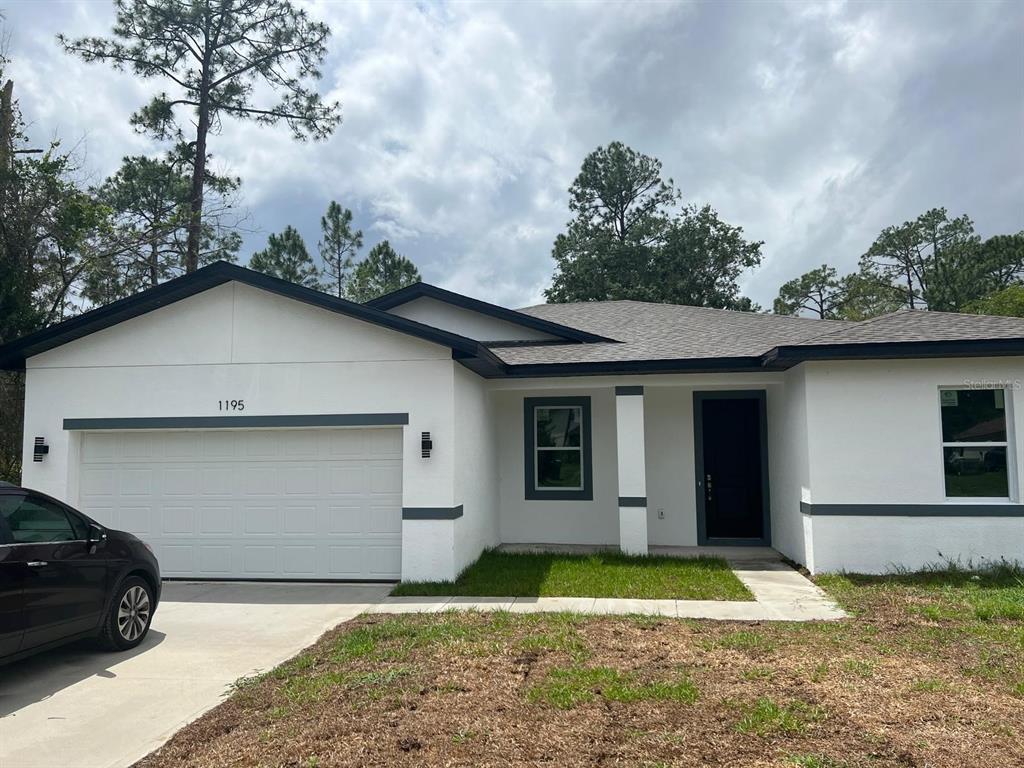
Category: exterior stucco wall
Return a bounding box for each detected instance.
[492,374,788,548]
[766,367,811,568]
[495,386,619,545]
[20,281,464,581]
[452,365,500,574]
[802,357,1024,573]
[643,386,697,546]
[809,516,1024,573]
[387,296,558,342]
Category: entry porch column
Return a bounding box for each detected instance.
[615,385,648,555]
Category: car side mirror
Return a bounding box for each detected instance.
[87,524,107,552]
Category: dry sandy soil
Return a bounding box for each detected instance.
[135,573,1023,768]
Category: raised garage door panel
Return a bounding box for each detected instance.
[77,428,403,580]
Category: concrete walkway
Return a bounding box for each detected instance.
[368,552,846,621]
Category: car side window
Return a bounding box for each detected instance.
[0,494,78,544]
[63,508,89,540]
[0,511,11,545]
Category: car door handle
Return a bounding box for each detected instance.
[27,561,48,567]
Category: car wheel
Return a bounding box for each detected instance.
[100,576,154,651]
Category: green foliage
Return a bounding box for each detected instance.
[773,264,842,318]
[965,284,1024,318]
[775,210,1023,318]
[773,265,904,320]
[911,678,949,692]
[83,153,240,304]
[249,225,320,289]
[709,630,777,653]
[527,665,698,709]
[61,0,341,270]
[0,372,23,483]
[0,59,116,482]
[859,208,1022,312]
[787,755,848,768]
[346,240,420,302]
[735,697,826,736]
[318,201,362,298]
[817,560,1024,624]
[545,142,761,308]
[834,270,903,320]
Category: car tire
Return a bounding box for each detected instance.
[100,576,154,651]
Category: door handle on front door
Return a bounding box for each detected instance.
[705,474,713,503]
[27,561,48,567]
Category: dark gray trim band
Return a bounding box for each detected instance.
[618,496,647,507]
[402,505,464,520]
[64,413,410,430]
[801,502,1024,517]
[615,386,644,396]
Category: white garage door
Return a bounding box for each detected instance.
[77,428,403,580]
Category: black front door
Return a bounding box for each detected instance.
[696,392,769,544]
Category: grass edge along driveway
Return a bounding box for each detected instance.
[390,549,753,601]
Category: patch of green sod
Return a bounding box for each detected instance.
[391,549,753,600]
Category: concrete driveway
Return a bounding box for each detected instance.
[0,582,389,768]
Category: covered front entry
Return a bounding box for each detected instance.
[76,427,404,580]
[694,391,771,546]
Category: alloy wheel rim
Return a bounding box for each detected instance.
[117,585,151,642]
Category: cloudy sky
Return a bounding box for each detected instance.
[3,0,1021,308]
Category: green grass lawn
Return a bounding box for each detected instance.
[389,548,753,600]
[817,559,1024,622]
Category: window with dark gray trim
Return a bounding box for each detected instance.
[524,396,593,501]
[939,387,1011,499]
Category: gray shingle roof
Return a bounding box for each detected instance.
[495,301,852,364]
[490,302,1024,366]
[791,309,1024,346]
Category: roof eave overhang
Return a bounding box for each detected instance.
[490,356,768,379]
[765,338,1024,368]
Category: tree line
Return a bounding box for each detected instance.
[773,211,1024,319]
[248,203,420,302]
[546,142,1024,319]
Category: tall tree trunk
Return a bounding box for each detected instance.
[185,38,213,274]
[149,239,160,287]
[0,80,13,175]
[185,103,209,273]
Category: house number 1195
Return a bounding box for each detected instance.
[219,399,245,411]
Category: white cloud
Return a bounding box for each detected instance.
[2,0,1021,309]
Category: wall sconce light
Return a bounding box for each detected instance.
[33,437,49,462]
[421,431,433,458]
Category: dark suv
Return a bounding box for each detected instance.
[0,483,161,664]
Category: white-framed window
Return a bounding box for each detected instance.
[939,387,1011,499]
[534,405,584,491]
[523,396,593,501]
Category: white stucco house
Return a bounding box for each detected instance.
[2,261,1022,582]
